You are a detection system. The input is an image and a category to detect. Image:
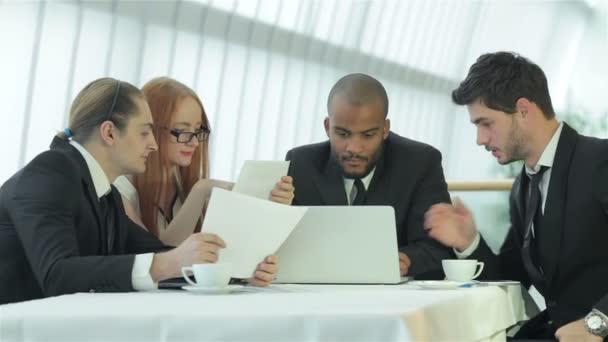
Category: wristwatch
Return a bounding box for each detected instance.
[585,309,608,338]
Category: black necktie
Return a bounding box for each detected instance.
[351,179,366,205]
[99,192,116,254]
[521,166,549,289]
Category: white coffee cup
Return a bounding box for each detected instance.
[442,259,484,282]
[181,263,232,288]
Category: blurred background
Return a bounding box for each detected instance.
[1,0,607,254]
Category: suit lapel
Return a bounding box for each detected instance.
[84,180,110,254]
[107,187,121,253]
[540,124,577,285]
[50,137,109,254]
[315,155,348,205]
[365,147,390,205]
[512,171,526,238]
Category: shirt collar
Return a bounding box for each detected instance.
[70,140,111,199]
[525,121,563,176]
[344,167,376,190]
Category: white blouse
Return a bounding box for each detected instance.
[113,175,182,233]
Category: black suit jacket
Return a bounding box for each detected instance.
[285,132,453,277]
[471,123,608,327]
[0,137,167,304]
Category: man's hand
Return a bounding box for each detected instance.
[150,233,226,280]
[247,255,278,287]
[399,252,411,276]
[270,176,295,205]
[555,319,603,342]
[424,197,478,252]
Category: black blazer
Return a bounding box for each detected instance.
[471,123,608,327]
[0,137,167,305]
[285,132,453,277]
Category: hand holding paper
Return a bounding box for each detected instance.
[233,160,290,200]
[202,188,307,278]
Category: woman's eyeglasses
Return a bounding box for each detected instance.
[168,127,211,143]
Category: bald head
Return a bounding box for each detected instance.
[327,73,389,118]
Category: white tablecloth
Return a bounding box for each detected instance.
[0,283,535,341]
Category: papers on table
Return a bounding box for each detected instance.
[202,188,307,278]
[233,160,290,200]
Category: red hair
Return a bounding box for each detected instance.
[134,77,210,237]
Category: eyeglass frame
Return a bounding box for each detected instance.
[166,126,211,143]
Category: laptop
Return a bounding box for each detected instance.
[274,206,405,284]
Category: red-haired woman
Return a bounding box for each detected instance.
[114,77,293,286]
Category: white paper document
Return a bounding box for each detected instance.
[233,160,290,200]
[202,188,307,278]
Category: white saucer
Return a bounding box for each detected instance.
[414,280,472,290]
[182,285,242,294]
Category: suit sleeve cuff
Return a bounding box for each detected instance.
[453,233,480,259]
[132,253,157,291]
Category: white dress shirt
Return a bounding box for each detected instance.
[114,175,184,235]
[456,122,564,258]
[70,141,156,290]
[344,168,376,204]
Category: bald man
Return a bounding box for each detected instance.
[285,73,453,278]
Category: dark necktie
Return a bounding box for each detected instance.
[99,192,116,254]
[351,178,367,205]
[521,166,549,289]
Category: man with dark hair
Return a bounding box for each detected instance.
[286,73,453,278]
[425,52,608,341]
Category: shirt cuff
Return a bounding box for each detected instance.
[453,233,480,259]
[132,253,157,291]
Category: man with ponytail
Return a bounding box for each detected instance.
[0,78,229,304]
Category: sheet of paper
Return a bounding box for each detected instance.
[233,160,290,200]
[202,188,307,278]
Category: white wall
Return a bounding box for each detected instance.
[0,2,604,246]
[1,0,461,183]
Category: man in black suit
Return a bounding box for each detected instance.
[286,73,452,278]
[0,78,240,304]
[425,52,608,341]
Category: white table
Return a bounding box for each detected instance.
[0,282,536,341]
